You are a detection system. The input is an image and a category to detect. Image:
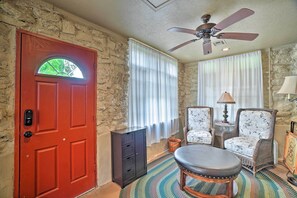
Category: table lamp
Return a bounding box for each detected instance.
[217,91,235,123]
[277,76,297,102]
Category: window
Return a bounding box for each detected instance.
[38,58,84,79]
[198,51,263,122]
[128,39,179,145]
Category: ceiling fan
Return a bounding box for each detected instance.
[167,8,259,55]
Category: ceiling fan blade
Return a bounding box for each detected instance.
[167,27,197,35]
[217,32,259,41]
[203,40,212,55]
[168,39,199,52]
[212,8,255,32]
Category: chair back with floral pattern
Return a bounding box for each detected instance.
[187,107,212,131]
[238,110,274,139]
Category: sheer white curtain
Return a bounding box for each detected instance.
[128,39,179,145]
[198,51,263,123]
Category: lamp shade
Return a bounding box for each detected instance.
[278,76,297,94]
[217,92,235,104]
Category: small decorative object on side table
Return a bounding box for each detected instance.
[214,122,235,148]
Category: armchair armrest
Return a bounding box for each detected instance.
[221,127,238,148]
[183,126,188,145]
[253,138,274,162]
[210,127,215,146]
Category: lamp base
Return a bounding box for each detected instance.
[287,176,297,186]
[222,104,229,123]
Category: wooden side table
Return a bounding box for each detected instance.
[214,122,235,148]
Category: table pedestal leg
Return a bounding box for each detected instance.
[226,179,233,198]
[179,169,186,190]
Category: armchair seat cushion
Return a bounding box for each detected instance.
[224,136,259,157]
[187,130,212,144]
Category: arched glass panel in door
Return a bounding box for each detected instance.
[37,58,84,79]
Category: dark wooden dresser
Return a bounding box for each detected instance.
[111,127,147,188]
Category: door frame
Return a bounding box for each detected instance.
[14,30,97,197]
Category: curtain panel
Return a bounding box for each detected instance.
[128,39,179,145]
[198,50,263,123]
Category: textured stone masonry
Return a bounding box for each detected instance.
[269,43,297,124]
[0,0,128,197]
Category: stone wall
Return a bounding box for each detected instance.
[178,62,186,130]
[182,62,198,107]
[0,0,129,197]
[178,62,198,132]
[0,22,15,198]
[261,49,271,108]
[269,43,297,124]
[267,43,297,157]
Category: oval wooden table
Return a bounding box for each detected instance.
[174,145,242,198]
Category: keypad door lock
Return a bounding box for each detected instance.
[24,109,33,126]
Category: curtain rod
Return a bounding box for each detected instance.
[128,38,177,61]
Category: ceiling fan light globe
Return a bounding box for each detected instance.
[222,47,229,51]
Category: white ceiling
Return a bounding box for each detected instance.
[44,0,297,63]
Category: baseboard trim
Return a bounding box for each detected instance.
[76,187,95,197]
[147,149,169,164]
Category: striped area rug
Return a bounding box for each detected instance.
[120,155,297,198]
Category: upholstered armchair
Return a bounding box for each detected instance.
[222,108,278,175]
[184,106,215,146]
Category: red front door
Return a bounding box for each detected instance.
[18,32,96,197]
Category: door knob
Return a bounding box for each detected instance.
[24,131,33,138]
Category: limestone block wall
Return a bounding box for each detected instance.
[0,0,129,197]
[182,62,198,107]
[178,62,198,132]
[0,23,16,198]
[267,43,297,157]
[261,49,271,109]
[178,62,186,131]
[269,43,297,124]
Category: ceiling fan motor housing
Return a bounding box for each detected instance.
[195,23,216,38]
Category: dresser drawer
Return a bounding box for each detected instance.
[122,132,134,144]
[123,155,135,170]
[122,143,134,157]
[123,167,135,180]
